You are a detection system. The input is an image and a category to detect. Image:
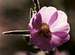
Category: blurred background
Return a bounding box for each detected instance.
[0,0,75,55]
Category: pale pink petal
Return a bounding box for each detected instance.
[48,11,58,26]
[52,32,68,39]
[38,6,57,24]
[50,34,70,48]
[50,10,70,33]
[50,10,70,47]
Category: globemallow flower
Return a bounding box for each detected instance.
[28,6,70,51]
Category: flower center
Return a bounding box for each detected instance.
[38,23,51,38]
[41,23,50,33]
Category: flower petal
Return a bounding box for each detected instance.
[32,13,42,29]
[50,10,70,33]
[50,34,70,48]
[52,32,68,39]
[50,10,70,47]
[31,33,51,51]
[38,6,57,24]
[29,13,42,29]
[48,11,58,26]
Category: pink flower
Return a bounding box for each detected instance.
[28,6,70,51]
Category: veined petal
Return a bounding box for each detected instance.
[38,6,57,24]
[32,13,42,29]
[50,34,70,47]
[50,10,70,47]
[50,10,70,33]
[52,32,68,39]
[48,11,58,26]
[29,13,42,29]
